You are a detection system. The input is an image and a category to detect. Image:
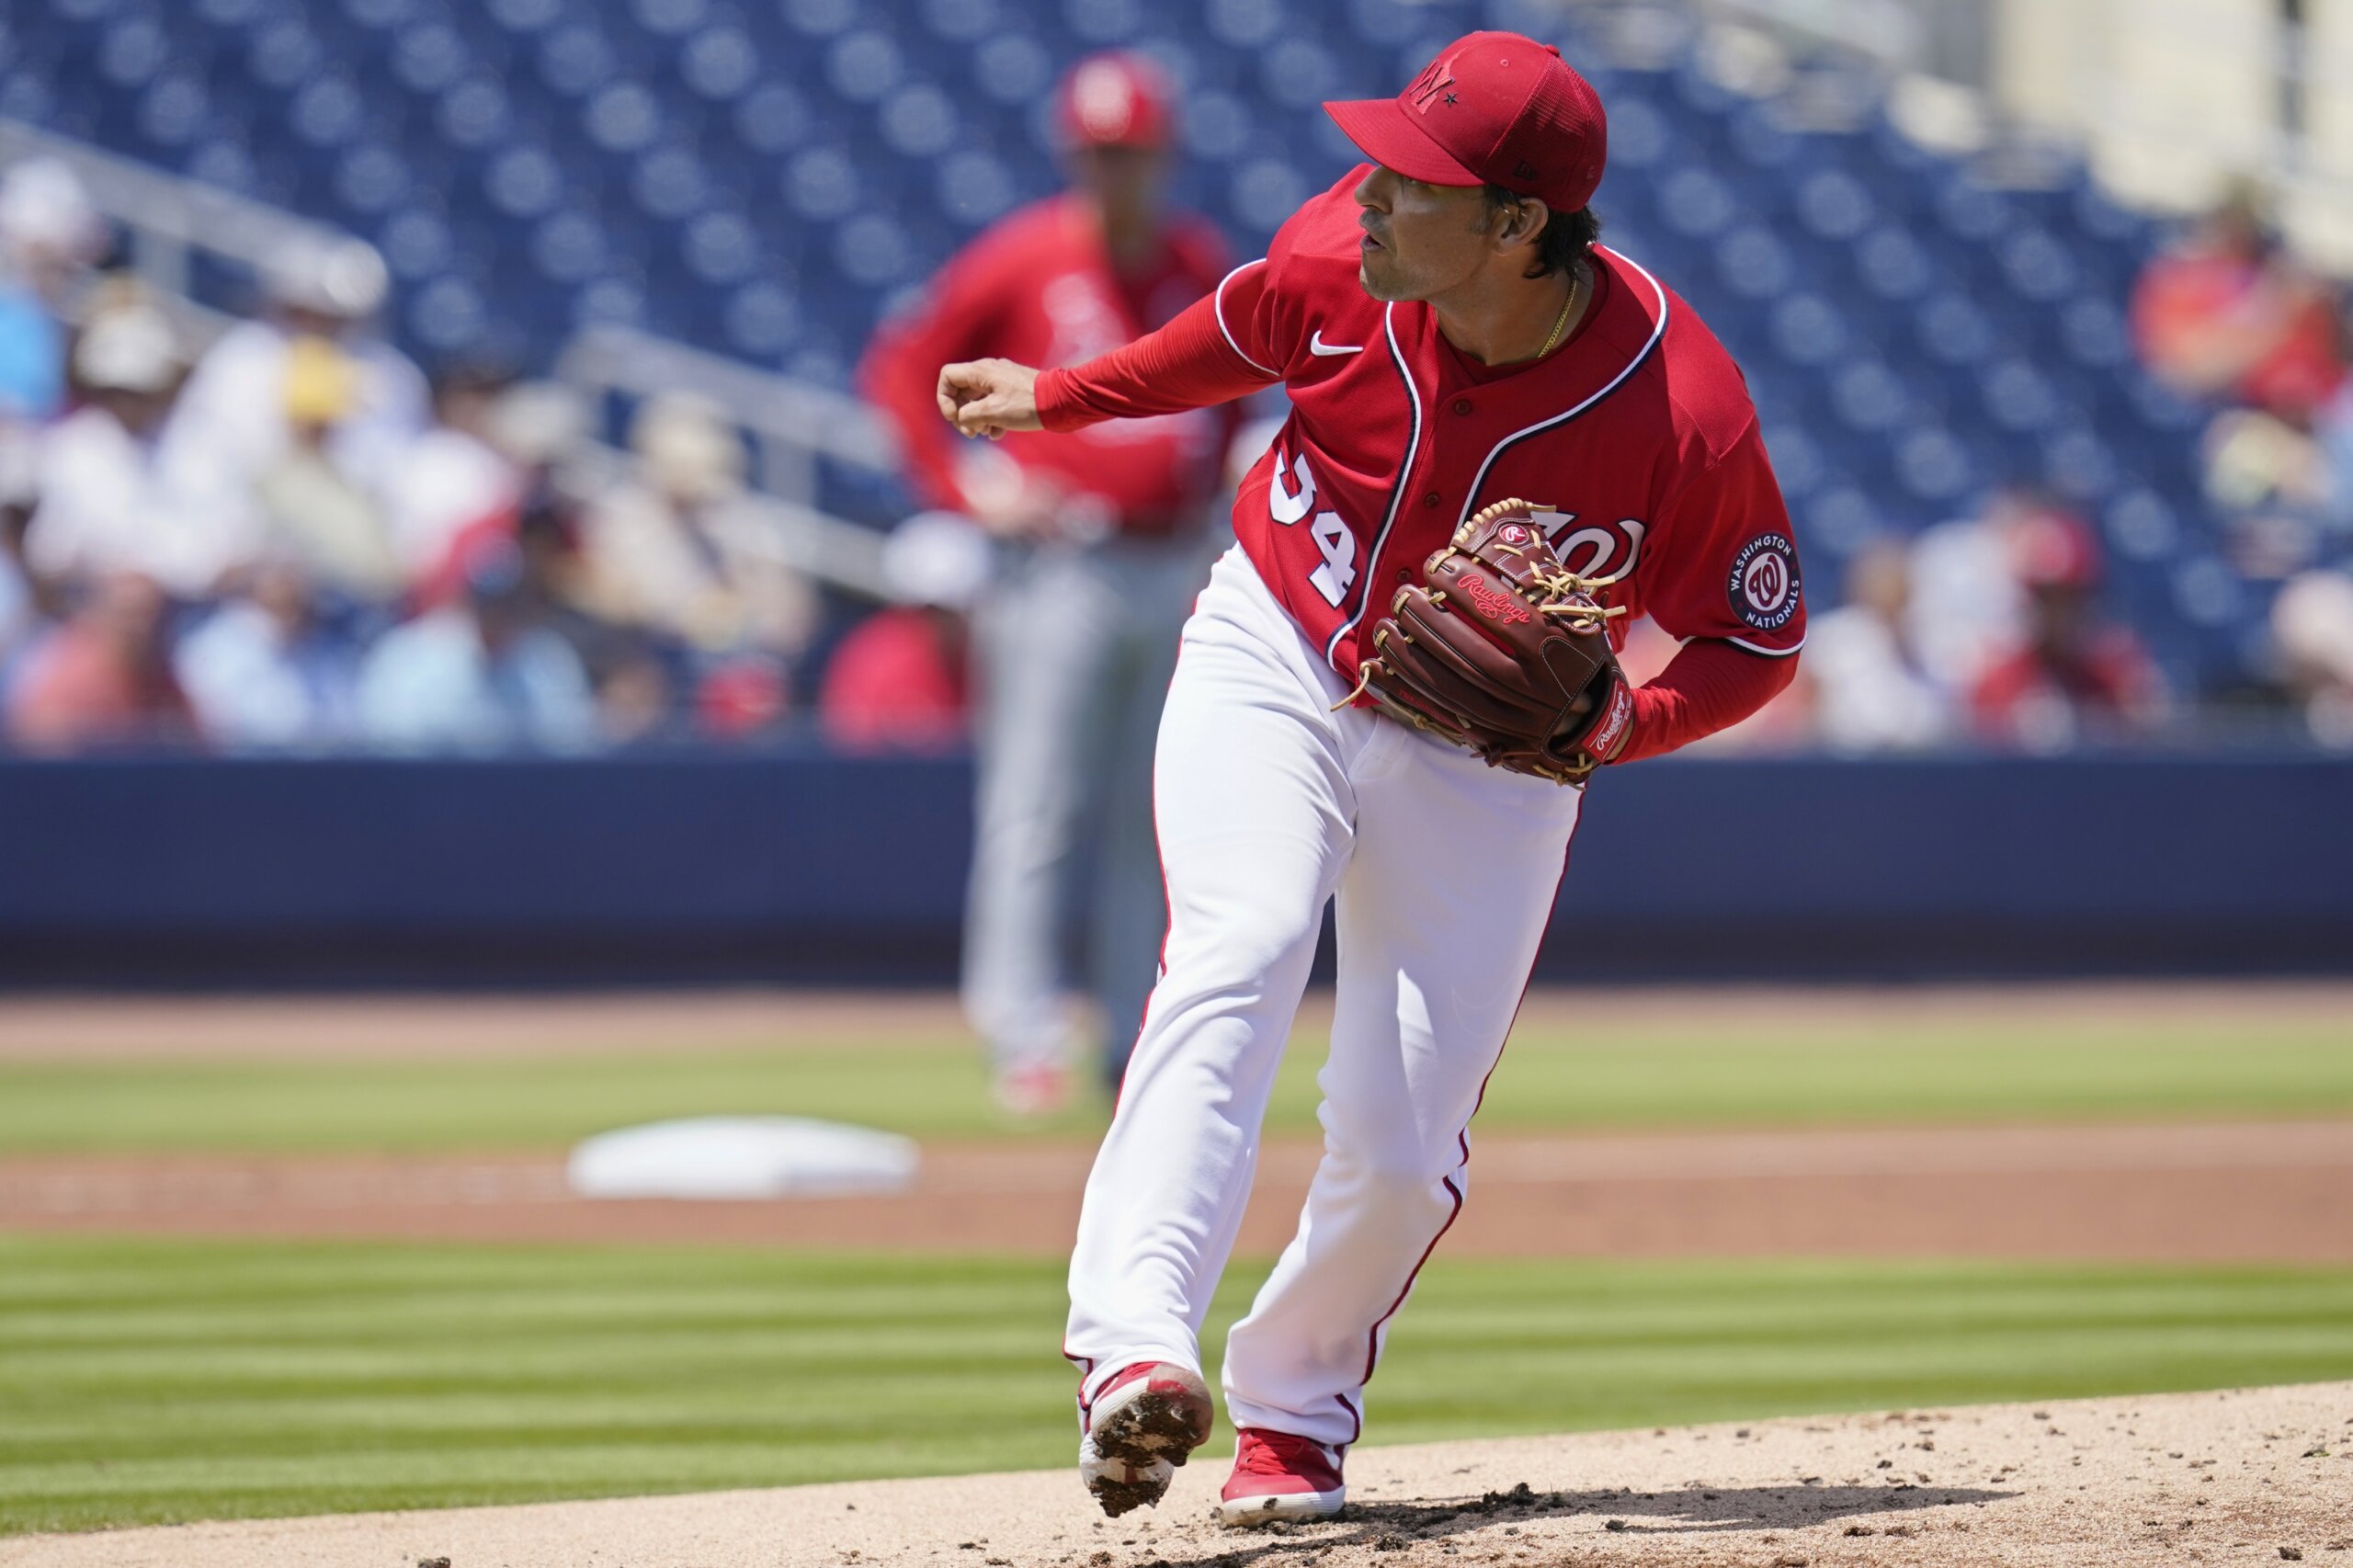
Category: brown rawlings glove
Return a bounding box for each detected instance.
[1342,498,1634,785]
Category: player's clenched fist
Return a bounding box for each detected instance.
[937,358,1043,440]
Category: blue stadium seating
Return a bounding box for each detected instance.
[4,0,2291,693]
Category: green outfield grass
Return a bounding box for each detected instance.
[2,1014,2349,1153]
[3,1234,2350,1536]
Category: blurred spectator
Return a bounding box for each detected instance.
[508,487,677,746]
[2201,404,2334,517]
[161,235,427,509]
[173,560,359,751]
[252,335,402,599]
[24,305,251,596]
[694,653,790,742]
[821,512,989,753]
[4,572,193,753]
[574,391,740,642]
[1800,536,1955,751]
[1905,486,2058,697]
[591,649,676,744]
[1969,507,2165,750]
[387,360,525,586]
[2314,342,2353,532]
[410,379,591,608]
[574,392,817,660]
[0,425,40,664]
[2271,569,2353,747]
[492,380,592,478]
[2131,187,2346,420]
[0,159,105,422]
[355,538,597,754]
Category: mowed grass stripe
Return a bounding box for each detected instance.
[3,1018,2350,1152]
[5,1237,2352,1536]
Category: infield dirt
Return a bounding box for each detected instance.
[4,1119,2350,1261]
[5,1383,2345,1567]
[6,985,2349,1264]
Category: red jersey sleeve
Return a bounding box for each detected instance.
[1036,261,1282,430]
[1034,177,1370,427]
[1636,417,1808,656]
[857,235,1015,511]
[1605,417,1806,762]
[1614,638,1797,764]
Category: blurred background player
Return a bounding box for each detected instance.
[859,52,1241,1115]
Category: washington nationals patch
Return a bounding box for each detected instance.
[1726,533,1801,631]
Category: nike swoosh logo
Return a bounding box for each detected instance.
[1308,330,1362,357]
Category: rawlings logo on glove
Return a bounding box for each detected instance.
[1337,498,1631,786]
[1455,573,1531,626]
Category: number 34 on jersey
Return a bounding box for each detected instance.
[1268,443,1648,610]
[1267,448,1359,608]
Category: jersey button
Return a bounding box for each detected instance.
[1393,568,1411,583]
[1451,397,1472,415]
[1421,491,1440,507]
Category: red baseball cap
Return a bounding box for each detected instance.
[1055,51,1175,150]
[2010,506,2103,590]
[1324,31,1608,213]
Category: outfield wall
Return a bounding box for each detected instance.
[1,754,2346,985]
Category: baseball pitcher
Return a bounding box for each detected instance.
[938,32,1805,1526]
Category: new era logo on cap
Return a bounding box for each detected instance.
[1324,30,1608,215]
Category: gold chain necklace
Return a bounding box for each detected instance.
[1539,271,1584,358]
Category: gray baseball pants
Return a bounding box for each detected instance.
[961,528,1216,1086]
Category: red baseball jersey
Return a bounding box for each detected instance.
[861,194,1239,535]
[1038,169,1806,760]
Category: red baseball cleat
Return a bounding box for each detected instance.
[1213,1427,1347,1527]
[1077,1362,1214,1517]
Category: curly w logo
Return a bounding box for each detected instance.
[1406,52,1461,113]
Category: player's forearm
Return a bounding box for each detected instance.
[1036,293,1278,432]
[1613,638,1798,764]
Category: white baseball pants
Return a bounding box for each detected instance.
[1065,546,1581,1448]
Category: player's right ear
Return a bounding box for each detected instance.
[1497,195,1551,254]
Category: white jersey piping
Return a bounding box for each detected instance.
[1455,247,1673,527]
[1213,259,1276,378]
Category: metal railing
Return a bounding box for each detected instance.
[551,322,898,503]
[563,439,889,595]
[0,116,342,311]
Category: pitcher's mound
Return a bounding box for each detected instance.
[6,1384,2347,1567]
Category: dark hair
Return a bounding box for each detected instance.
[1481,184,1601,278]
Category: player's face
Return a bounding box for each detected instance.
[1352,164,1497,302]
[1068,144,1170,230]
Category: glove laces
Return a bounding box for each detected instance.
[1530,567,1628,632]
